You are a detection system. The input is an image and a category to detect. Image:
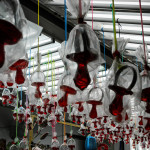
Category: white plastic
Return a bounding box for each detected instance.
[67,0,91,18]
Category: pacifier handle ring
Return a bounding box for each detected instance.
[114,65,137,91]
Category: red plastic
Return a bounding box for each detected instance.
[68,145,75,150]
[141,88,150,113]
[9,59,28,84]
[76,116,82,125]
[52,148,59,150]
[76,102,84,112]
[66,51,97,90]
[7,82,13,87]
[2,95,9,105]
[109,85,133,116]
[43,98,49,106]
[93,120,97,128]
[18,114,24,123]
[98,143,109,150]
[30,105,35,113]
[27,123,32,130]
[87,100,102,119]
[58,85,76,112]
[47,104,54,114]
[139,116,143,126]
[31,82,45,98]
[144,117,150,131]
[103,116,108,124]
[72,114,76,123]
[97,117,102,125]
[111,121,115,127]
[0,19,22,68]
[0,81,4,88]
[55,114,61,122]
[9,94,16,104]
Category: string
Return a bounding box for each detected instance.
[79,0,82,18]
[64,112,66,142]
[111,0,117,52]
[91,0,94,30]
[37,0,40,71]
[20,86,22,106]
[29,49,31,78]
[51,54,53,94]
[46,52,50,91]
[70,105,72,134]
[101,27,107,76]
[24,48,32,138]
[139,0,147,65]
[64,0,67,45]
[16,87,19,143]
[53,60,55,94]
[24,95,28,137]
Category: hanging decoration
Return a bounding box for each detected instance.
[1,0,150,149]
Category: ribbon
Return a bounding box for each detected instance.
[70,105,73,133]
[51,54,53,94]
[64,0,67,45]
[64,112,66,142]
[29,49,31,78]
[20,85,22,106]
[53,60,56,95]
[139,0,147,65]
[101,28,107,76]
[15,87,19,144]
[37,0,40,71]
[79,0,82,19]
[91,0,94,30]
[46,52,50,91]
[111,0,117,52]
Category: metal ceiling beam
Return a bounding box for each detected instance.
[94,28,150,36]
[69,17,150,25]
[44,3,150,13]
[98,33,150,45]
[45,2,150,10]
[89,8,150,13]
